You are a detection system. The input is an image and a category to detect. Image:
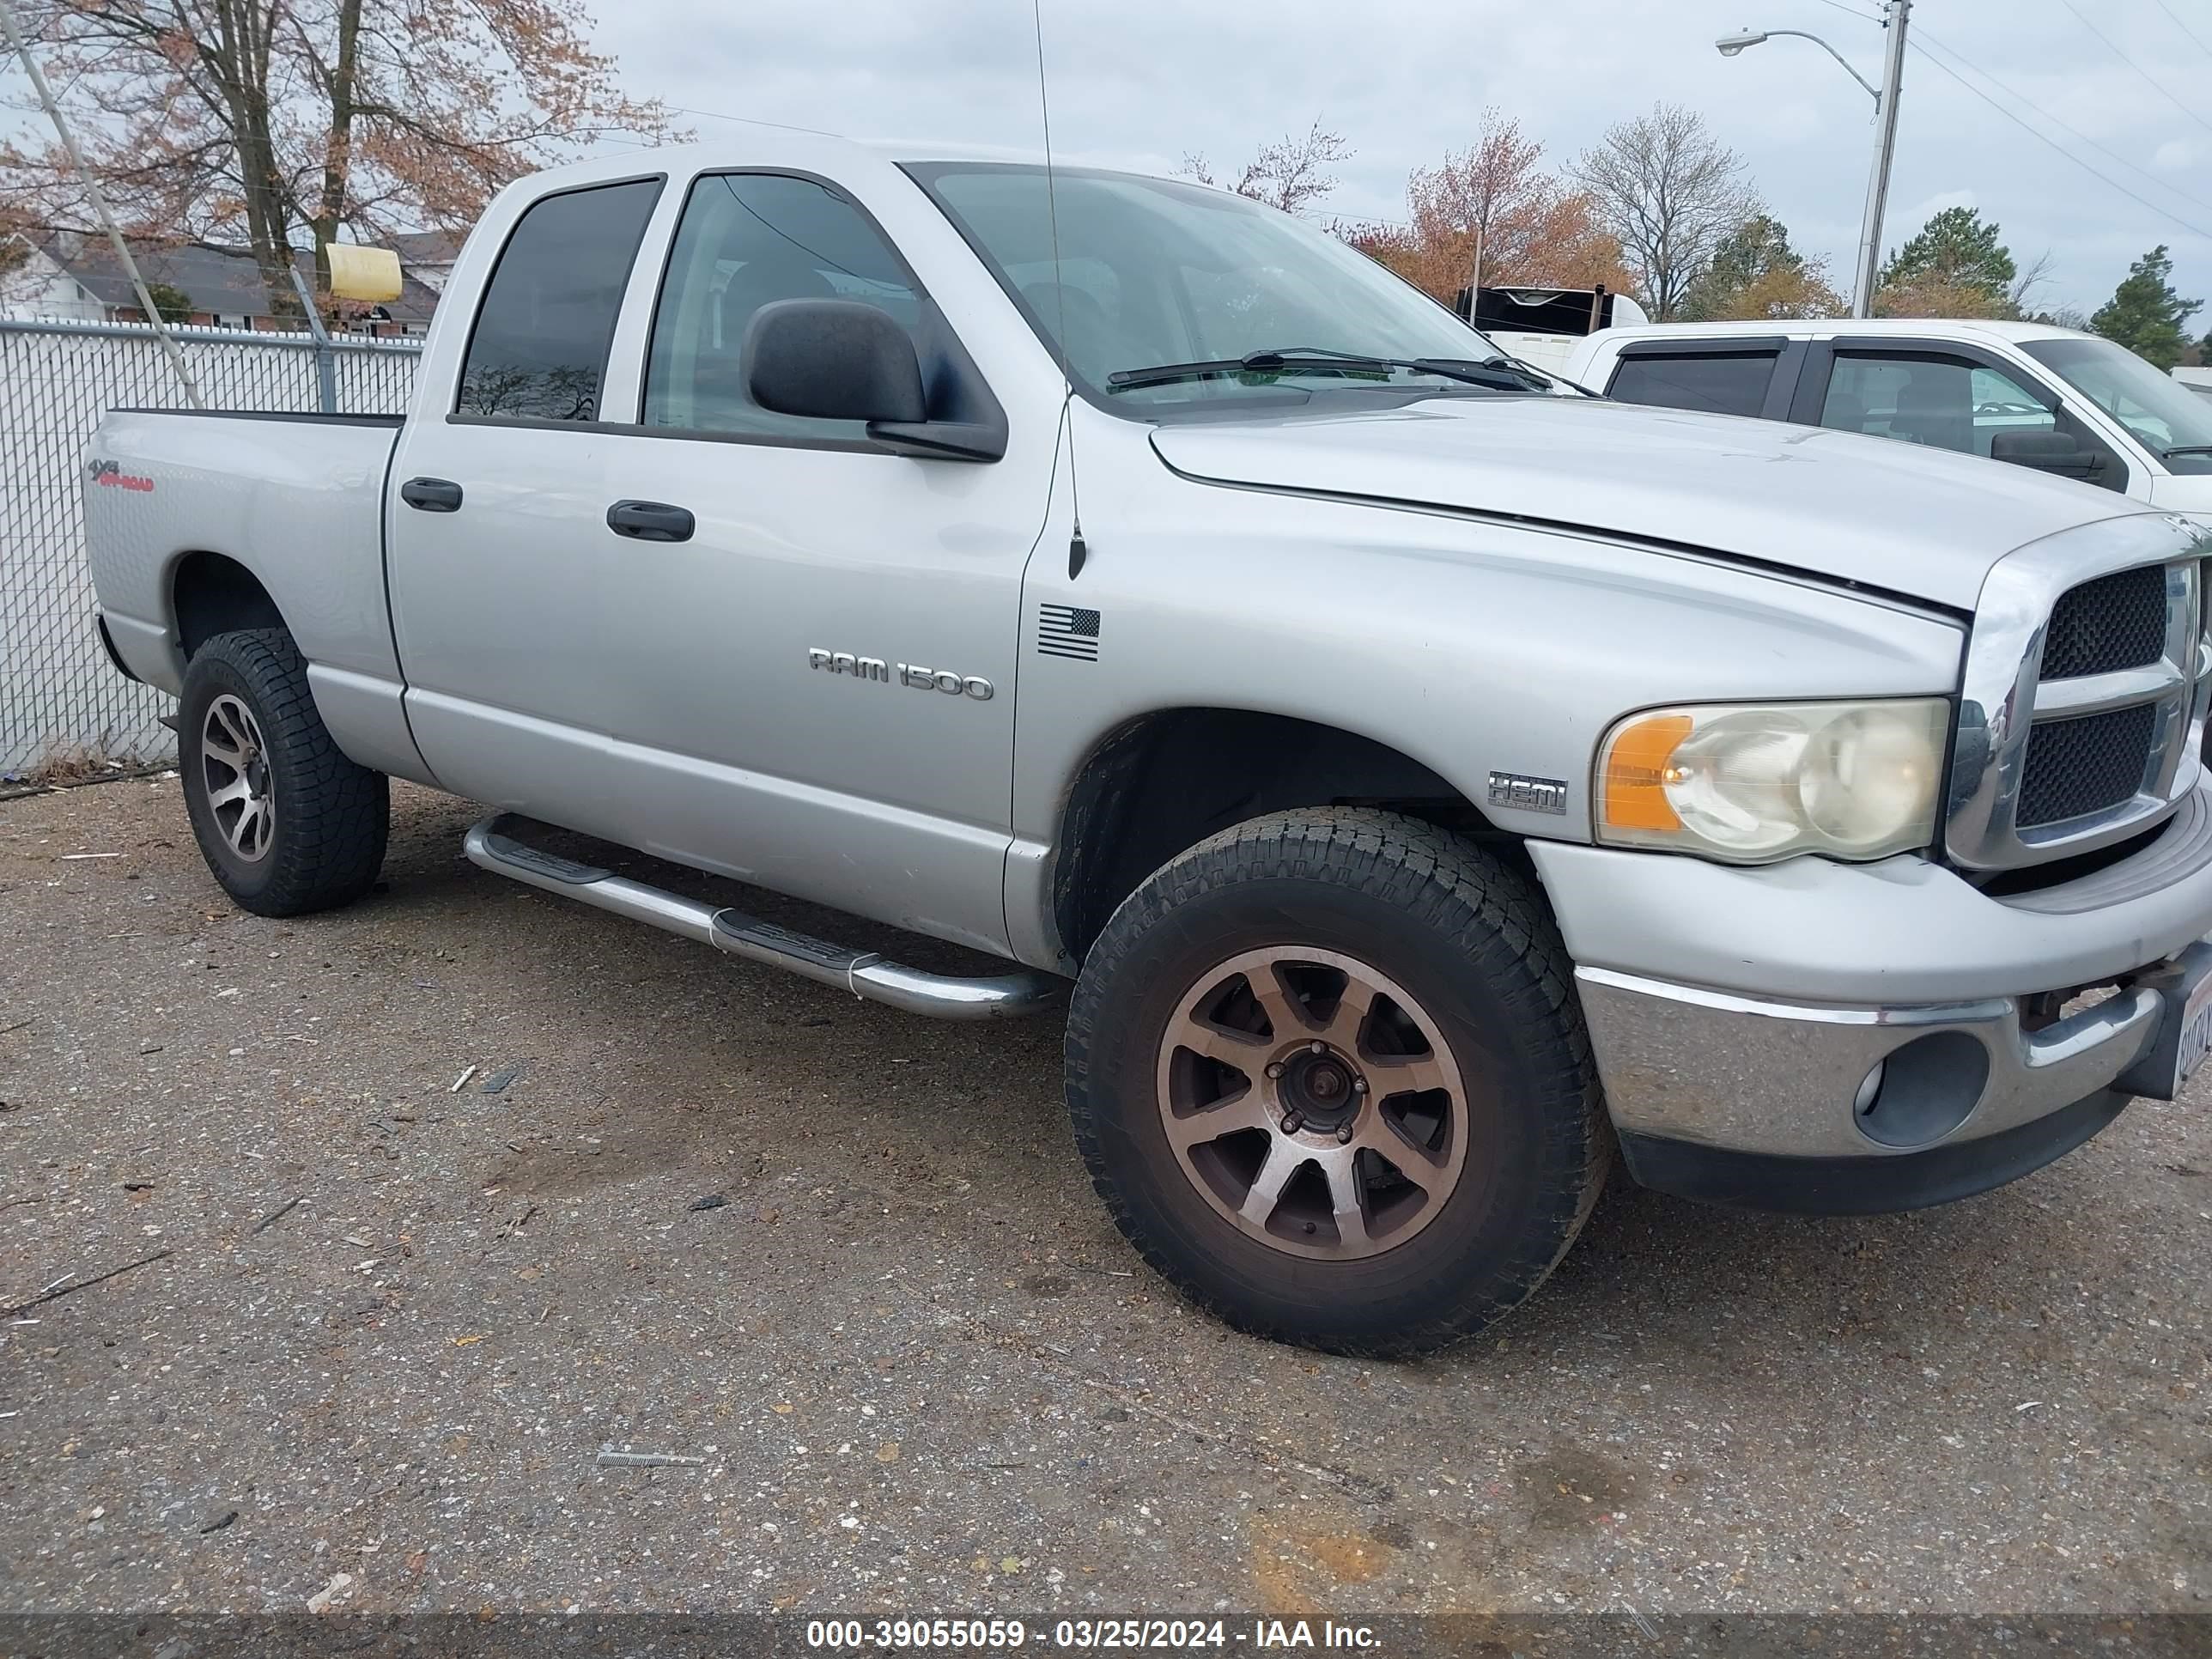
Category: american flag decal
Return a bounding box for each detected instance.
[1037,603,1101,662]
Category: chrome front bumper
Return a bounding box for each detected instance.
[1574,966,2165,1161]
[1529,781,2212,1208]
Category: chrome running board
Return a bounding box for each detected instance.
[462,813,1060,1021]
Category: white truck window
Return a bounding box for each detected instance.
[456,178,663,422]
[1607,351,1775,417]
[641,172,921,439]
[1819,355,2056,459]
[2023,336,2212,476]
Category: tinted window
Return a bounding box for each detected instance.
[1819,350,2127,489]
[458,179,662,421]
[1607,352,1774,416]
[1820,354,2058,458]
[642,173,921,438]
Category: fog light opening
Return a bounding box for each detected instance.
[1854,1030,1991,1150]
[1852,1060,1887,1119]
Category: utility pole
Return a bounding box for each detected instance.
[1851,0,1911,318]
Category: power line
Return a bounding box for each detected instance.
[1798,0,1883,21]
[668,106,838,139]
[1909,27,2212,219]
[2150,0,2212,61]
[2051,0,2212,137]
[1905,35,2212,243]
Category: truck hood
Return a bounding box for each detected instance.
[1149,396,2145,611]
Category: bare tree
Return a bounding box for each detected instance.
[1573,105,1759,320]
[2008,251,2057,320]
[0,0,678,309]
[1182,120,1352,216]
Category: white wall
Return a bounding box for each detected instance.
[0,246,107,323]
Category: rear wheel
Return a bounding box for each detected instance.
[1066,808,1609,1356]
[179,628,388,917]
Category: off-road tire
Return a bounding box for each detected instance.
[179,628,388,917]
[1065,807,1611,1357]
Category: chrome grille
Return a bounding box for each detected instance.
[2040,564,2168,680]
[2016,704,2159,828]
[1947,514,2212,871]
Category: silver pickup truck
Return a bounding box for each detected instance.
[85,134,2212,1355]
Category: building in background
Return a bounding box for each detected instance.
[0,233,440,335]
[387,230,464,297]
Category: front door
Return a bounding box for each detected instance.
[576,170,1060,952]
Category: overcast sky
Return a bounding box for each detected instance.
[595,0,2212,321]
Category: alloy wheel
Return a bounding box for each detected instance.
[200,693,275,862]
[1152,946,1472,1260]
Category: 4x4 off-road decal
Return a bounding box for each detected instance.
[87,459,155,492]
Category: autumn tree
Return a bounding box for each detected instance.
[2088,245,2203,370]
[1678,214,1843,321]
[1181,120,1352,216]
[1875,205,2016,317]
[0,0,677,312]
[1571,104,1759,320]
[1344,109,1626,305]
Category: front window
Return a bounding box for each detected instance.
[642,172,922,441]
[2022,337,2212,476]
[910,163,1528,416]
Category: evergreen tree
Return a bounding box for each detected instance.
[1679,213,1841,320]
[1877,205,2016,315]
[2087,246,2205,370]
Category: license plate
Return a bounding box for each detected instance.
[2172,968,2212,1097]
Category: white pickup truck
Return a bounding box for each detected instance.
[1562,317,2212,514]
[84,135,2212,1355]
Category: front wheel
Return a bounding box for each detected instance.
[179,628,389,917]
[1065,808,1610,1357]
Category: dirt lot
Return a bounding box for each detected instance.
[2,778,2209,1623]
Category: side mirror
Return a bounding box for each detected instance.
[744,299,927,424]
[1989,428,2096,480]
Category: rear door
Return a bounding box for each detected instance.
[386,173,667,844]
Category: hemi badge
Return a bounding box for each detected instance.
[1487,771,1569,816]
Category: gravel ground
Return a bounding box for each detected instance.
[2,777,2208,1623]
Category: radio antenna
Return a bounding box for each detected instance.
[1030,0,1086,576]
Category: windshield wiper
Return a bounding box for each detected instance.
[1105,348,1518,393]
[2163,444,2212,459]
[1475,353,1599,398]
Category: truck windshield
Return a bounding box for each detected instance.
[910,162,1524,415]
[2021,337,2212,476]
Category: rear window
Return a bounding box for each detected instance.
[1607,351,1776,417]
[457,178,663,422]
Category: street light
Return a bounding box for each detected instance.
[1716,2,1911,319]
[1716,27,1879,98]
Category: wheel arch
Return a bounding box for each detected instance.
[1049,707,1517,966]
[171,550,287,660]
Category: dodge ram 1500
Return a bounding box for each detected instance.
[86,135,2212,1354]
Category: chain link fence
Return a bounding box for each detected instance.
[0,319,422,779]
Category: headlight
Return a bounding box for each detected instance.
[1595,698,1949,863]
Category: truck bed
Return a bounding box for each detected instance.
[85,407,417,776]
